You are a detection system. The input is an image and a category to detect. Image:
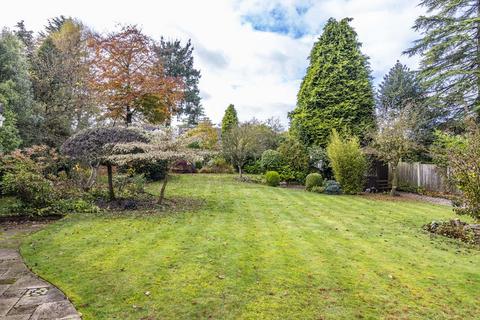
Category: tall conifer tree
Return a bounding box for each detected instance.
[290,18,375,147]
[405,0,480,120]
[221,104,238,137]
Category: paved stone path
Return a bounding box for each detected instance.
[0,222,81,320]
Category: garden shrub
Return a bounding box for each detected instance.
[324,180,342,195]
[278,137,309,180]
[265,171,281,187]
[305,173,323,191]
[279,165,307,184]
[244,159,262,174]
[326,130,367,194]
[199,157,234,173]
[2,170,55,208]
[260,149,283,172]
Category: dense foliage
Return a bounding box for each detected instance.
[406,0,480,121]
[260,149,283,172]
[432,122,480,220]
[221,104,238,137]
[326,130,367,194]
[290,18,375,147]
[265,171,281,187]
[305,173,323,191]
[154,38,203,125]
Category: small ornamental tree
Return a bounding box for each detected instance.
[222,123,259,177]
[107,129,210,204]
[61,127,148,200]
[326,130,367,194]
[370,106,419,196]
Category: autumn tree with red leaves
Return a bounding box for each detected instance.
[88,25,183,126]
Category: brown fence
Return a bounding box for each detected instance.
[389,162,454,193]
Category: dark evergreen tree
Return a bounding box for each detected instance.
[154,38,203,125]
[377,61,424,115]
[14,21,34,55]
[221,104,238,137]
[290,18,375,147]
[405,0,480,120]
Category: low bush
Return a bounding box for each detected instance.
[199,157,234,174]
[324,180,342,195]
[1,170,55,208]
[265,171,281,187]
[305,173,323,191]
[261,150,283,172]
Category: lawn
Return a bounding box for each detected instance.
[21,174,479,319]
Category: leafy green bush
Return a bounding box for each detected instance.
[279,165,307,184]
[260,149,283,172]
[1,170,54,208]
[305,173,323,191]
[278,137,309,177]
[326,130,367,194]
[324,180,342,195]
[265,171,281,187]
[244,159,262,174]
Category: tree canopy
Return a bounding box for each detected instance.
[154,38,203,125]
[221,104,238,137]
[290,18,375,147]
[405,0,480,121]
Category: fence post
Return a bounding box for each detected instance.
[416,162,421,187]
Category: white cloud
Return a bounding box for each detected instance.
[0,0,423,126]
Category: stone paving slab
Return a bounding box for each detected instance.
[0,234,81,320]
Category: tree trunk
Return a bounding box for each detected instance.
[107,164,115,201]
[126,106,133,126]
[390,163,398,197]
[158,173,168,205]
[85,163,99,190]
[238,165,243,178]
[476,0,480,119]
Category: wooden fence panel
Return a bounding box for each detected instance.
[390,162,453,193]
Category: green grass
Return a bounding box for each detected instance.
[21,175,480,319]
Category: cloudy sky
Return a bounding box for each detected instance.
[1,0,424,125]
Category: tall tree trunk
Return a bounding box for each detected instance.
[107,164,115,201]
[238,165,243,178]
[476,0,480,119]
[390,162,398,197]
[158,173,168,205]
